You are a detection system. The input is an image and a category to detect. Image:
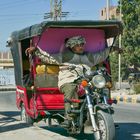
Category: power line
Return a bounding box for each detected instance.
[0,17,42,23]
[0,13,43,17]
[0,0,38,10]
[0,14,43,22]
[0,0,36,7]
[0,0,24,6]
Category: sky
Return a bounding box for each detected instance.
[0,0,118,52]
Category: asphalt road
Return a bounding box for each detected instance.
[0,91,140,140]
[113,103,140,140]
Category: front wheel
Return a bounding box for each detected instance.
[94,110,115,140]
[20,103,34,125]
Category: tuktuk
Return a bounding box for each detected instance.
[7,20,122,139]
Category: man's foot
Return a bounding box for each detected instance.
[61,120,71,128]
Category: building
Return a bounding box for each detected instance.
[0,51,13,60]
[0,51,13,68]
[100,6,120,20]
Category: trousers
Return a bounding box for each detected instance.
[60,83,79,117]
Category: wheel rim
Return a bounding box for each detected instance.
[97,115,107,140]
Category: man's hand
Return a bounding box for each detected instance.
[25,47,36,56]
[113,46,123,54]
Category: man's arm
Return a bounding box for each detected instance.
[26,47,60,65]
[89,47,110,66]
[89,45,123,66]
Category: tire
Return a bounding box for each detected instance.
[94,110,115,140]
[20,103,34,125]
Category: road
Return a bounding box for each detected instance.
[0,91,140,140]
[112,103,140,140]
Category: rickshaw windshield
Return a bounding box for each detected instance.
[33,28,107,88]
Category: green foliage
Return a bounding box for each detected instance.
[110,53,118,81]
[133,83,140,94]
[105,0,140,83]
[115,0,140,80]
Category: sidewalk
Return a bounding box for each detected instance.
[0,85,16,91]
[111,89,140,104]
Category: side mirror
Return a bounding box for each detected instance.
[6,37,13,47]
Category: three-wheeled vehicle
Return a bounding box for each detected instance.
[7,20,122,140]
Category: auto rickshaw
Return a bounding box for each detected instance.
[7,20,122,139]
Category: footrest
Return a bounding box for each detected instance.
[68,110,80,114]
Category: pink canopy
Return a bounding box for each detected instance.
[33,28,106,54]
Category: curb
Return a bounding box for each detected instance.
[111,95,140,104]
[0,86,16,91]
[1,86,140,104]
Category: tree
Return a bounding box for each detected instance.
[116,0,140,80]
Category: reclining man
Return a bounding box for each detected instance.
[26,35,114,126]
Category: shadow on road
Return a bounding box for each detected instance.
[40,125,94,140]
[40,122,140,140]
[0,111,19,118]
[0,111,30,133]
[1,110,140,140]
[116,122,140,140]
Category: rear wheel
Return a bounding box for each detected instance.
[20,103,34,125]
[94,110,115,140]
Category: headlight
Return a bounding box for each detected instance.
[92,75,106,88]
[106,81,112,88]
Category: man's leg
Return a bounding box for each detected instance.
[60,83,78,126]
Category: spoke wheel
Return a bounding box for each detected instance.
[95,110,115,140]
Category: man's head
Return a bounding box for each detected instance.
[65,36,86,54]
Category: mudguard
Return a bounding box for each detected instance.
[94,104,114,114]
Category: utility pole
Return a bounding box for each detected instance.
[54,0,59,21]
[118,0,122,89]
[44,0,69,21]
[106,0,110,20]
[106,0,112,47]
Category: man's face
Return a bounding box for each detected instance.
[72,43,85,54]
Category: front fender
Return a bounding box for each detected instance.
[94,104,114,114]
